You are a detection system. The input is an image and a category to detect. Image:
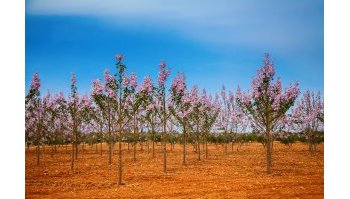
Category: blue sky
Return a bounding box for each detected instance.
[25,0,323,97]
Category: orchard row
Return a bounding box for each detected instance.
[25,53,324,184]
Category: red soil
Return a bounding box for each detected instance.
[26,142,323,198]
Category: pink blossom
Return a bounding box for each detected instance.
[283,82,300,102]
[272,94,281,111]
[81,93,92,108]
[92,79,103,95]
[147,103,155,110]
[30,73,41,91]
[229,91,234,104]
[129,72,138,88]
[115,54,124,61]
[54,92,65,104]
[123,95,133,108]
[122,75,130,87]
[188,86,199,106]
[104,69,114,85]
[221,85,227,103]
[158,61,171,86]
[104,69,117,99]
[251,53,275,99]
[171,73,186,95]
[236,85,242,100]
[140,76,153,95]
[43,90,53,108]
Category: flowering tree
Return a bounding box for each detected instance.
[25,73,43,165]
[52,92,69,152]
[125,72,145,161]
[67,73,81,171]
[92,73,117,165]
[236,53,300,174]
[156,61,171,173]
[202,92,221,158]
[292,90,324,153]
[93,55,134,185]
[169,73,192,165]
[187,85,202,160]
[79,93,95,153]
[218,85,233,155]
[139,76,157,157]
[229,86,249,151]
[42,91,56,158]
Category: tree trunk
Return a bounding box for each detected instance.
[162,90,167,174]
[198,140,201,161]
[51,145,54,158]
[182,125,187,165]
[133,114,137,161]
[36,144,40,166]
[152,139,155,158]
[71,143,74,171]
[224,142,227,156]
[100,142,103,156]
[117,136,122,185]
[75,143,78,160]
[205,139,208,159]
[266,131,272,175]
[109,142,112,165]
[133,143,136,161]
[163,140,167,173]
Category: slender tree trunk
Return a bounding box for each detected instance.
[205,138,208,159]
[182,125,187,165]
[224,142,227,156]
[75,143,78,160]
[162,117,167,173]
[133,114,137,161]
[152,136,155,158]
[118,131,123,185]
[133,143,136,161]
[100,142,102,156]
[161,89,167,174]
[266,130,272,175]
[36,144,40,166]
[71,142,74,171]
[51,144,54,158]
[198,140,201,161]
[109,140,112,165]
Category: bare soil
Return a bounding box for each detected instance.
[26,142,323,198]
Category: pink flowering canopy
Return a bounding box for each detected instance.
[139,76,154,96]
[292,90,324,132]
[157,61,171,87]
[237,53,300,133]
